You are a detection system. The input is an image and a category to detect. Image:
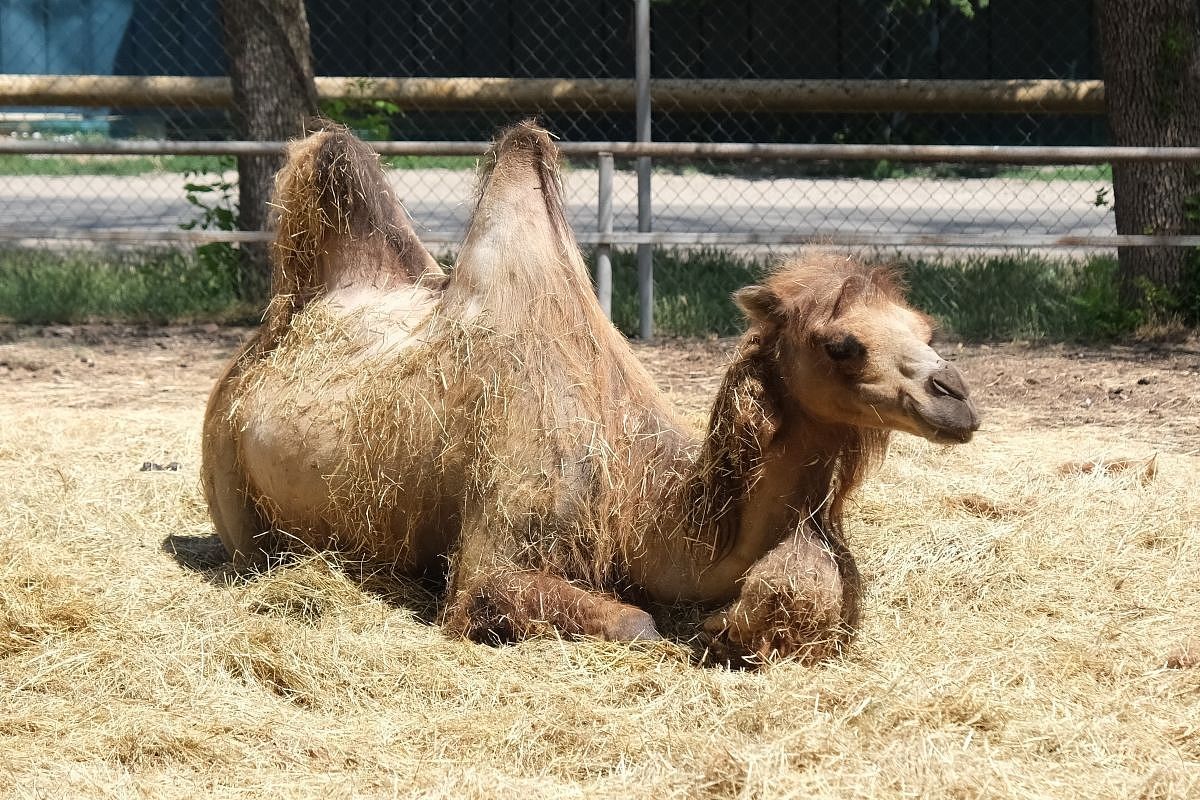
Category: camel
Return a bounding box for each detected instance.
[202,121,980,665]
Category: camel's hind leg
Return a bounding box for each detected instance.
[202,420,269,569]
[200,340,270,569]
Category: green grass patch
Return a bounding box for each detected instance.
[0,245,1154,341]
[903,253,1136,340]
[609,248,765,337]
[996,165,1113,183]
[607,248,1139,341]
[0,154,235,177]
[0,246,248,324]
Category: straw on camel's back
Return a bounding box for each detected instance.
[213,121,688,586]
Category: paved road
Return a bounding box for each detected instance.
[0,169,1116,246]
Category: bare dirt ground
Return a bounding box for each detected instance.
[3,324,1195,444]
[1,324,1197,799]
[641,334,1200,450]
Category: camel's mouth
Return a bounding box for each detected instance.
[923,424,977,445]
[901,393,980,445]
[904,361,980,444]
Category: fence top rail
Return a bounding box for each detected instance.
[2,139,1200,164]
[0,74,1105,114]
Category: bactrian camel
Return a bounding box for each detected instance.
[202,122,980,664]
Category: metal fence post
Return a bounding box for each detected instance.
[595,153,614,318]
[635,0,653,339]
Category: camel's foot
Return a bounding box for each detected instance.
[700,574,845,668]
[443,571,662,645]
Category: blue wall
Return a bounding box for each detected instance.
[0,0,133,74]
[0,1,1102,144]
[0,0,1097,80]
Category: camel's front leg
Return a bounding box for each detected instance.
[701,528,850,666]
[444,570,662,644]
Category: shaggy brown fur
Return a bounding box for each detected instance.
[201,121,979,667]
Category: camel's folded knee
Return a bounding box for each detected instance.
[441,576,532,644]
[701,573,847,667]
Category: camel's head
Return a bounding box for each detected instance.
[736,253,980,444]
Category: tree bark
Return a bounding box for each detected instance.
[219,0,319,301]
[1097,0,1200,305]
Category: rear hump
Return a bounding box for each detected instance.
[450,121,589,313]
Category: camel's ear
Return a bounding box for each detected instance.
[734,284,782,324]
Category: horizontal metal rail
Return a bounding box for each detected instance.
[0,75,1107,114]
[3,228,1199,249]
[3,139,1198,249]
[4,138,1200,164]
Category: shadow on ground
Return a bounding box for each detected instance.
[161,532,444,626]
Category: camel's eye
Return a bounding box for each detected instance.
[823,334,866,362]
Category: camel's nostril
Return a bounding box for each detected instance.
[930,377,962,400]
[927,366,969,402]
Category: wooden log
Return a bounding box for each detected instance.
[0,75,233,107]
[0,75,1107,114]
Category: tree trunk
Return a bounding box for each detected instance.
[1097,0,1200,306]
[219,0,319,301]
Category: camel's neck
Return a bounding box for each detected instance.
[638,332,877,604]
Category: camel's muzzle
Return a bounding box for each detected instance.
[915,362,980,443]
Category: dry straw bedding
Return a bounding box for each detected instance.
[0,326,1198,799]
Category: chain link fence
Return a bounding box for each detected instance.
[0,0,1116,252]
